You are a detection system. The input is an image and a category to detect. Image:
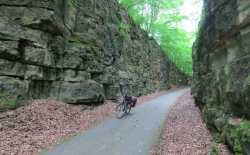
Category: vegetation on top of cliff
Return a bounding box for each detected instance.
[119,22,130,39]
[193,2,206,54]
[119,0,203,76]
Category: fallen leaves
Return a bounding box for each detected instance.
[0,85,191,155]
[0,100,117,155]
[150,91,233,155]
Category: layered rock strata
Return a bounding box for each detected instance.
[192,0,250,154]
[0,0,186,111]
[169,61,192,86]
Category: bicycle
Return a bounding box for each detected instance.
[115,94,137,119]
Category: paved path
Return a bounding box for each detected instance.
[40,88,190,155]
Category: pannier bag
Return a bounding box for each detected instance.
[131,97,137,107]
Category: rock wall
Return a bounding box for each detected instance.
[0,0,177,112]
[169,61,192,86]
[192,0,250,154]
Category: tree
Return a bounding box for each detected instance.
[119,0,200,76]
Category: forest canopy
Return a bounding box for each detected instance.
[119,0,203,76]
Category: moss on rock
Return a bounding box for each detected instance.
[210,147,218,155]
[0,93,18,112]
[226,119,250,154]
[245,75,250,86]
[211,132,225,143]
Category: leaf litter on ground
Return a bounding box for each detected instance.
[149,91,233,155]
[0,85,232,155]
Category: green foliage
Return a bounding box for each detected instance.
[210,147,218,155]
[160,26,194,76]
[107,24,120,72]
[233,139,243,153]
[245,75,250,86]
[116,10,122,19]
[0,93,18,112]
[68,0,76,5]
[85,53,94,60]
[119,23,130,38]
[72,35,100,46]
[227,119,250,154]
[68,0,76,7]
[194,3,206,50]
[119,0,202,76]
[64,98,75,103]
[128,65,135,73]
[211,133,225,143]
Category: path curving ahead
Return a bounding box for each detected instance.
[40,88,190,155]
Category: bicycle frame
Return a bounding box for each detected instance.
[115,97,132,118]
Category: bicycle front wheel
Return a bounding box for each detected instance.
[115,103,126,119]
[125,103,131,114]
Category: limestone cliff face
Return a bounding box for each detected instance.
[0,0,185,111]
[192,0,250,153]
[169,61,192,86]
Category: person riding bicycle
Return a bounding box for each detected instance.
[124,94,137,107]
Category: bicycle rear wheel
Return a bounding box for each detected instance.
[115,103,126,119]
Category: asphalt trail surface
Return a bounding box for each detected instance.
[40,88,190,155]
